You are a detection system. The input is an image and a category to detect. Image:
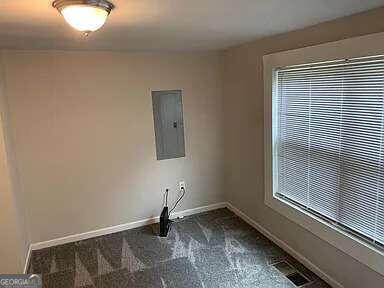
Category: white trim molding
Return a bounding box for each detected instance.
[29,202,227,251]
[263,32,384,276]
[23,202,227,271]
[226,202,343,288]
[24,200,344,288]
[23,245,32,274]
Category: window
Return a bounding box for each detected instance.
[264,33,384,276]
[274,55,384,248]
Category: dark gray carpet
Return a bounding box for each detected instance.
[28,208,330,288]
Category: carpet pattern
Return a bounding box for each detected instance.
[28,208,330,287]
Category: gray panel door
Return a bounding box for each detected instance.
[152,90,185,160]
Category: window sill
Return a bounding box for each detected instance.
[265,190,384,276]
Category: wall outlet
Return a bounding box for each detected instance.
[179,181,186,191]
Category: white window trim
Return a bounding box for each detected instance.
[264,32,384,276]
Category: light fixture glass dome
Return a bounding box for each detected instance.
[61,5,108,32]
[53,0,114,33]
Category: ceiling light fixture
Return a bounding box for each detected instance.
[52,0,114,35]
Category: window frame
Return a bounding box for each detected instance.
[264,32,384,276]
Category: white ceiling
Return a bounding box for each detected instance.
[1,0,383,51]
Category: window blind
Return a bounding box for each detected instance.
[275,55,384,247]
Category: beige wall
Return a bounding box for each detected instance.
[0,117,23,272]
[2,50,224,243]
[2,7,384,282]
[0,54,28,273]
[222,7,384,288]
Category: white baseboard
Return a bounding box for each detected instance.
[24,201,227,271]
[24,200,343,288]
[226,202,343,288]
[23,245,32,274]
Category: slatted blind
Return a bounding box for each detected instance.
[275,55,384,247]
